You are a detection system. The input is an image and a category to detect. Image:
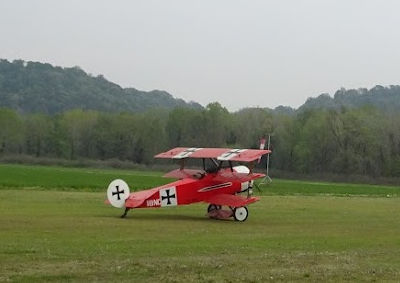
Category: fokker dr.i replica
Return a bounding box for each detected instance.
[106,147,271,222]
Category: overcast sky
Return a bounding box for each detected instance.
[1,0,400,111]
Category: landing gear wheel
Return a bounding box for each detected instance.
[233,206,248,222]
[207,204,222,213]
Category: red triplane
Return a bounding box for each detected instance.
[106,147,271,222]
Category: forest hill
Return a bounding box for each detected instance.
[0,103,399,178]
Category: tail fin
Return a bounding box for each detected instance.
[106,179,130,208]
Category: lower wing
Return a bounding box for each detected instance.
[204,194,259,208]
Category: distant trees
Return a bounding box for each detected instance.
[24,113,53,157]
[166,102,230,147]
[0,108,23,154]
[1,104,400,178]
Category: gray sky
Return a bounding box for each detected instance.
[1,0,400,111]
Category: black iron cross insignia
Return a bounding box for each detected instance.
[161,189,176,205]
[112,185,125,200]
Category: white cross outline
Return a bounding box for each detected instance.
[159,187,177,207]
[217,149,247,161]
[173,148,202,159]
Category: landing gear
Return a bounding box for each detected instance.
[207,204,232,219]
[207,204,222,213]
[121,207,130,218]
[207,204,249,221]
[233,206,248,222]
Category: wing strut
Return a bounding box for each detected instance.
[179,159,185,170]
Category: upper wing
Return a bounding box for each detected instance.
[155,147,271,162]
[203,194,259,207]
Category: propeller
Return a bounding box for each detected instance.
[246,180,254,198]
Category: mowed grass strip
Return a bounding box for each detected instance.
[0,163,399,196]
[0,164,168,191]
[0,190,399,282]
[259,179,400,197]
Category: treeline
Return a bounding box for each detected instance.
[1,103,400,177]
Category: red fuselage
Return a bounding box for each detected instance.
[127,168,246,209]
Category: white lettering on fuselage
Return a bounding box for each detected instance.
[146,198,161,207]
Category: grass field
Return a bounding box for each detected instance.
[0,164,399,282]
[1,164,399,197]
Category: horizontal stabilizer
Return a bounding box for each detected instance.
[125,188,159,208]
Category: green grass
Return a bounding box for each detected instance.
[1,163,399,197]
[259,179,400,197]
[0,164,168,191]
[0,163,399,282]
[1,190,399,282]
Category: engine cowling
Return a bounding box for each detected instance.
[233,165,253,192]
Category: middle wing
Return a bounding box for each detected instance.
[163,169,205,180]
[203,194,260,207]
[213,172,265,183]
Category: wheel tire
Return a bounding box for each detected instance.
[207,204,221,213]
[233,206,248,222]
